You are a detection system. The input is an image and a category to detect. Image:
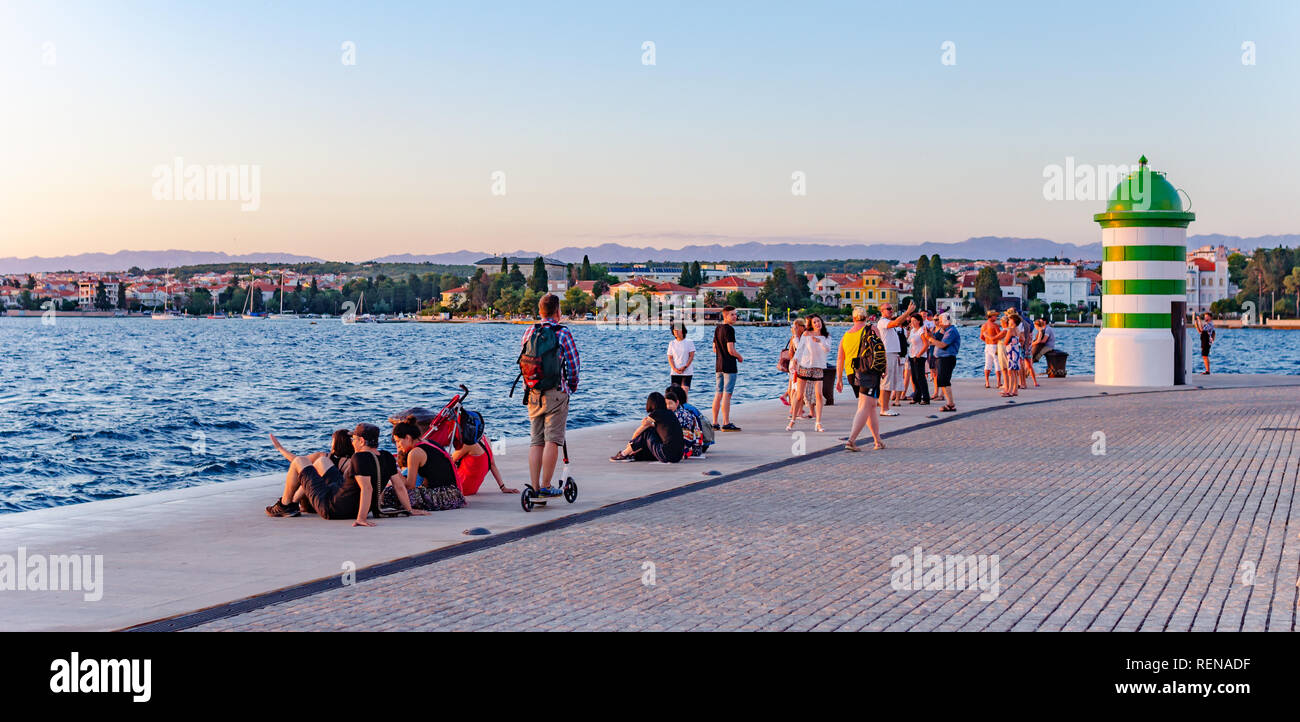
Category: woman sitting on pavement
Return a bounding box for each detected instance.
[664,385,703,458]
[610,392,685,463]
[388,421,468,511]
[450,433,518,495]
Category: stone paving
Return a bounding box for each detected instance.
[194,385,1300,631]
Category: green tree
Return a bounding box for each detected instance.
[1027,274,1045,300]
[725,290,750,308]
[185,288,213,316]
[929,254,945,301]
[94,280,109,311]
[914,255,931,310]
[1284,266,1300,318]
[580,255,592,281]
[529,257,549,293]
[974,266,1002,310]
[507,264,526,289]
[562,286,595,316]
[1227,252,1247,288]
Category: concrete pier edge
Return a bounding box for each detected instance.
[122,377,1300,632]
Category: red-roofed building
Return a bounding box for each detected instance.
[698,276,763,302]
[1186,245,1230,314]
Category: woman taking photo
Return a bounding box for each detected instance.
[788,314,831,432]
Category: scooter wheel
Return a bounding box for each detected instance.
[520,487,535,512]
[563,477,578,504]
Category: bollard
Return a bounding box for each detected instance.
[1171,300,1187,385]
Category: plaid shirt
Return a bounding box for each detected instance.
[521,319,580,392]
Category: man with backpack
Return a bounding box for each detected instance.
[875,300,916,417]
[836,307,886,452]
[518,293,580,497]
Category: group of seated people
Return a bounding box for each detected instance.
[609,384,712,463]
[264,411,517,526]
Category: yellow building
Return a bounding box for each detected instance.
[440,285,468,307]
[836,270,899,310]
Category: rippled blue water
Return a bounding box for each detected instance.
[0,318,1295,513]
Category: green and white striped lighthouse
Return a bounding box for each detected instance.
[1093,156,1194,386]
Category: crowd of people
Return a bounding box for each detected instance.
[263,292,1065,525]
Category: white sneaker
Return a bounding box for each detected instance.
[880,410,899,416]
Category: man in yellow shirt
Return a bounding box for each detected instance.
[835,306,884,451]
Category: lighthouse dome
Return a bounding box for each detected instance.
[1094,156,1195,227]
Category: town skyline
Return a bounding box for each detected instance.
[3,1,1297,260]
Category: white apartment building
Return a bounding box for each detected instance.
[77,279,121,309]
[1185,245,1231,314]
[1041,264,1094,307]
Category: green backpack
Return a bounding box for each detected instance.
[511,323,564,400]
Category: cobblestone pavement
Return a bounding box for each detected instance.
[195,386,1300,631]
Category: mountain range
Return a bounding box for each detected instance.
[2,234,1292,273]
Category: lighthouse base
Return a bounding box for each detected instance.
[1095,329,1173,387]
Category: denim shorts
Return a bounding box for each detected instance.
[714,372,737,394]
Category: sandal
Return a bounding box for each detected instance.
[873,441,886,450]
[940,405,956,412]
[785,420,795,432]
[815,423,824,433]
[844,441,860,452]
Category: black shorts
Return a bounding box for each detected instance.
[1201,338,1212,357]
[670,374,692,387]
[935,355,957,388]
[298,464,354,520]
[855,371,881,399]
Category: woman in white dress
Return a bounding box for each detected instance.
[788,314,832,432]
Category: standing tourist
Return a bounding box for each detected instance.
[779,319,806,407]
[667,323,696,390]
[519,293,581,498]
[927,312,961,412]
[711,306,744,431]
[980,310,1002,389]
[838,309,886,451]
[905,315,931,405]
[875,301,916,417]
[789,314,831,432]
[1193,312,1215,375]
[836,307,869,399]
[999,312,1022,397]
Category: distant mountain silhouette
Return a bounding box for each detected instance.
[5,234,1288,273]
[0,250,321,274]
[369,234,1288,265]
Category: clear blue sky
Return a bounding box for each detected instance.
[1,0,1296,259]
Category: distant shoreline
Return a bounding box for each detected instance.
[2,311,1296,330]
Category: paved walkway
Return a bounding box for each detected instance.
[194,385,1300,631]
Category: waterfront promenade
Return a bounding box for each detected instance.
[1,375,1297,631]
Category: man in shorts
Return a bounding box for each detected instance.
[521,293,580,496]
[979,309,1002,388]
[875,300,916,417]
[711,305,744,431]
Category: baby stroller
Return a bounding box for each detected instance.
[389,384,470,448]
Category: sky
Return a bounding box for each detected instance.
[1,0,1297,261]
